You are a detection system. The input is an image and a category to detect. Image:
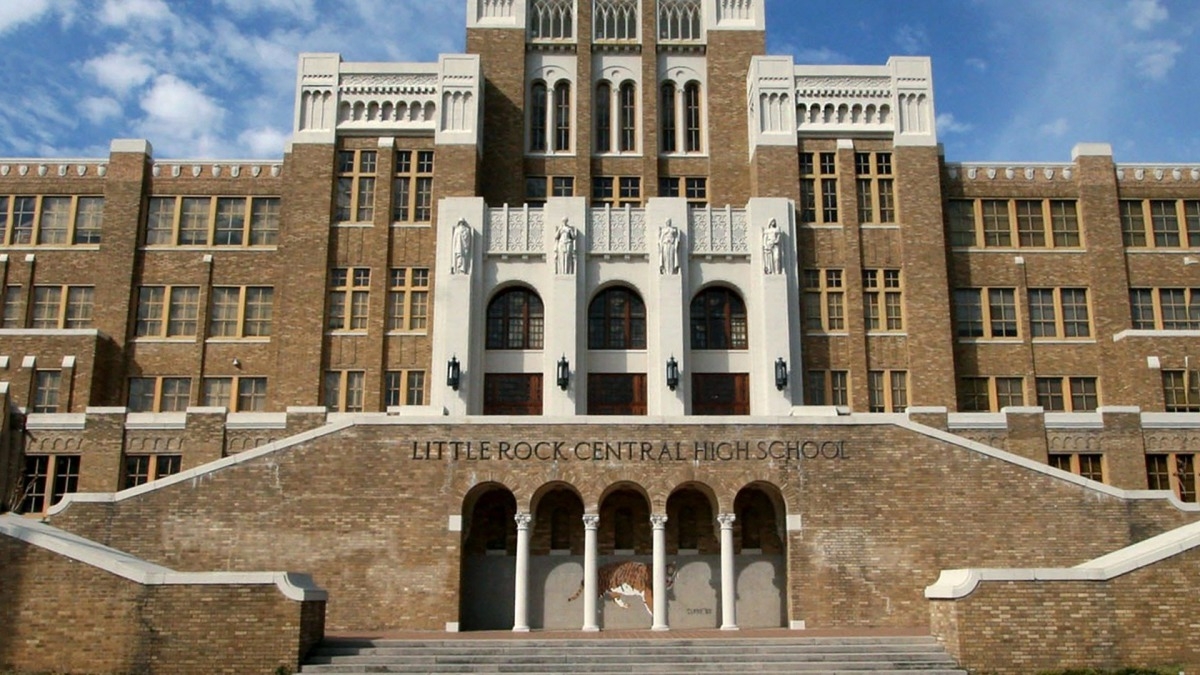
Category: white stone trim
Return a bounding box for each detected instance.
[925,519,1200,600]
[1113,328,1200,342]
[124,412,187,430]
[23,414,86,431]
[225,412,288,430]
[0,329,100,338]
[0,515,326,602]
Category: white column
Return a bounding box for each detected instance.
[718,513,738,630]
[513,512,533,632]
[582,514,600,632]
[650,513,669,631]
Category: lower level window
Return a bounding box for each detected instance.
[123,454,182,489]
[1146,453,1196,502]
[1162,370,1200,412]
[805,370,848,407]
[587,373,647,415]
[1036,376,1098,412]
[18,454,79,514]
[32,370,62,413]
[1049,453,1105,483]
[868,370,908,412]
[592,177,641,207]
[202,376,267,411]
[128,377,191,412]
[691,373,749,416]
[324,370,366,412]
[385,370,426,407]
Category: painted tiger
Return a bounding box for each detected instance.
[567,560,677,616]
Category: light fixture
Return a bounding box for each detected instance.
[446,356,461,391]
[556,355,570,390]
[666,356,679,391]
[774,357,788,391]
[231,357,241,368]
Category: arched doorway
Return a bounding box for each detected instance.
[733,483,788,628]
[529,484,585,630]
[665,484,720,628]
[459,484,517,630]
[593,484,654,629]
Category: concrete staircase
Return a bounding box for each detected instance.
[299,635,968,674]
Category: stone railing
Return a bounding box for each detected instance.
[486,205,545,255]
[690,205,748,255]
[587,205,647,255]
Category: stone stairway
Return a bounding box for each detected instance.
[299,635,968,674]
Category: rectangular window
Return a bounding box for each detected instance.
[867,370,907,412]
[134,288,169,337]
[328,268,371,331]
[179,197,209,245]
[3,285,23,328]
[1015,200,1045,247]
[1036,376,1099,412]
[1121,200,1147,247]
[28,285,93,329]
[73,196,103,244]
[32,370,61,413]
[200,376,267,412]
[37,197,71,244]
[1128,288,1200,330]
[1161,370,1200,412]
[953,287,1020,339]
[336,149,377,222]
[127,376,192,412]
[1028,288,1091,339]
[1049,200,1080,247]
[20,455,79,515]
[214,197,246,245]
[249,198,280,245]
[981,200,1011,247]
[947,200,977,247]
[996,377,1025,408]
[385,370,427,407]
[123,454,182,489]
[1145,454,1197,502]
[854,152,895,224]
[393,150,434,222]
[1187,201,1200,247]
[803,269,845,332]
[957,377,991,412]
[388,267,430,332]
[324,370,366,412]
[800,152,838,224]
[146,197,176,245]
[863,269,903,331]
[1150,200,1181,247]
[592,177,640,207]
[208,286,273,338]
[11,197,35,244]
[1051,454,1105,482]
[805,370,849,406]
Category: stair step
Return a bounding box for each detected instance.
[300,636,967,674]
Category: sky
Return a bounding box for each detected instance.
[0,0,1197,163]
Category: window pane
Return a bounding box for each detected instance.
[168,287,199,337]
[65,287,94,328]
[74,197,104,244]
[178,198,210,245]
[214,197,246,245]
[209,288,240,337]
[38,197,71,244]
[249,198,280,245]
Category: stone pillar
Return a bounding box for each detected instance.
[651,513,669,631]
[718,513,738,630]
[582,514,600,631]
[513,512,532,632]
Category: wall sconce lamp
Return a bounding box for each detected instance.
[446,356,461,391]
[556,355,570,390]
[774,357,789,391]
[666,356,680,391]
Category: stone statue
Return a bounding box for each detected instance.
[658,218,681,275]
[554,217,578,275]
[762,218,782,275]
[451,218,472,275]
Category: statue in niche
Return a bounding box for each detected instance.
[554,217,578,275]
[762,218,783,275]
[451,218,472,275]
[658,218,681,275]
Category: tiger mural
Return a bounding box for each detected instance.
[567,560,678,616]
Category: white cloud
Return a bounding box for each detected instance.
[238,127,289,157]
[1126,39,1183,80]
[137,74,226,155]
[1039,118,1070,138]
[937,113,973,135]
[0,0,54,34]
[80,96,122,125]
[1129,0,1168,30]
[214,0,316,22]
[894,25,929,54]
[98,0,171,26]
[83,49,156,96]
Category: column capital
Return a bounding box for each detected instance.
[514,512,533,529]
[582,514,600,529]
[717,513,737,528]
[650,513,668,529]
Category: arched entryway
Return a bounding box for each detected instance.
[593,483,655,629]
[459,483,517,630]
[732,482,788,628]
[665,483,720,628]
[528,483,585,629]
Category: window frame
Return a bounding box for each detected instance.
[1027,287,1092,339]
[29,285,94,330]
[385,369,428,407]
[953,287,1019,340]
[862,268,904,332]
[1036,376,1100,412]
[0,195,104,247]
[689,286,748,350]
[144,195,280,246]
[1129,287,1200,330]
[949,198,1082,249]
[127,376,192,413]
[1121,199,1200,248]
[201,376,268,412]
[867,369,908,412]
[335,149,378,224]
[324,370,366,412]
[803,269,845,333]
[588,286,647,350]
[387,267,430,333]
[486,287,546,350]
[327,267,371,333]
[134,285,200,339]
[208,286,274,339]
[392,149,434,224]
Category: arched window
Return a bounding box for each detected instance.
[690,286,748,350]
[684,81,702,152]
[588,287,647,349]
[660,82,677,153]
[619,81,637,152]
[554,81,572,152]
[594,0,637,40]
[595,82,612,153]
[658,0,702,41]
[486,288,545,349]
[530,0,574,39]
[530,82,548,153]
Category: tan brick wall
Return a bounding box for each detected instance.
[932,546,1200,673]
[0,534,324,675]
[43,419,1198,632]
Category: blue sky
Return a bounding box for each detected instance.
[0,0,1196,163]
